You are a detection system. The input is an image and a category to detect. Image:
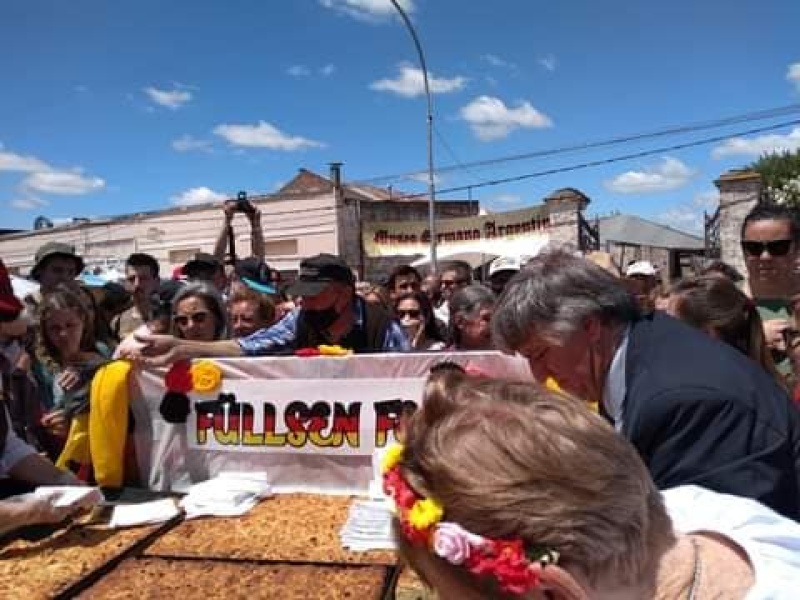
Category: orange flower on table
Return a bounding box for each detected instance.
[190,360,222,394]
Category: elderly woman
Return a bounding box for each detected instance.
[387,370,800,598]
[447,284,495,351]
[170,282,228,342]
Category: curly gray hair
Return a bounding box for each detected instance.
[492,250,639,352]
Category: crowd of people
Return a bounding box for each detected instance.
[2,199,800,594]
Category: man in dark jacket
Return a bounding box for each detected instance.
[492,249,800,520]
[136,253,409,363]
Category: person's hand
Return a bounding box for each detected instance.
[41,410,69,437]
[18,494,79,526]
[134,333,186,367]
[56,367,82,392]
[764,318,791,352]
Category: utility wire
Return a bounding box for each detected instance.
[354,103,800,186]
[385,118,800,200]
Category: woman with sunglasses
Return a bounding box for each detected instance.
[741,203,800,385]
[171,282,228,342]
[393,292,446,352]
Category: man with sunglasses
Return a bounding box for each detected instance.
[434,260,473,325]
[741,203,800,383]
[136,253,409,363]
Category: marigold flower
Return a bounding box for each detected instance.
[191,360,222,394]
[380,443,404,474]
[408,498,444,531]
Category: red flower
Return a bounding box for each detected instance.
[401,518,432,546]
[383,467,417,510]
[165,360,193,393]
[465,539,540,594]
[295,347,321,357]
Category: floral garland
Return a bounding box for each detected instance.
[381,443,559,595]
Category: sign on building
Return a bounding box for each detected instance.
[362,204,551,257]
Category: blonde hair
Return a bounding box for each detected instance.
[398,372,674,592]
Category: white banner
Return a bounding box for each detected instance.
[132,352,532,495]
[188,378,424,455]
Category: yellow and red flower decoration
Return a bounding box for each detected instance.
[191,360,223,394]
[381,443,559,595]
[161,359,223,424]
[294,344,352,357]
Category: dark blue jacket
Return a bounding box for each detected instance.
[622,312,800,520]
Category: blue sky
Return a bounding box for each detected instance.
[1,0,799,234]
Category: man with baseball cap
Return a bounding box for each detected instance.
[624,260,660,313]
[235,257,276,295]
[136,253,409,363]
[487,256,522,296]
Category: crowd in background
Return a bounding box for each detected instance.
[3,199,800,594]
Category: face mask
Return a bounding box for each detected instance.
[303,306,339,330]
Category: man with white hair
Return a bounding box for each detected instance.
[492,249,800,520]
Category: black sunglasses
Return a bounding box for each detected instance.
[741,239,793,257]
[174,311,210,327]
[396,309,421,319]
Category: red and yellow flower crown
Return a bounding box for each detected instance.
[381,443,559,595]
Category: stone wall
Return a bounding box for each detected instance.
[715,170,762,277]
[543,188,590,250]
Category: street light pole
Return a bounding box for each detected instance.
[389,0,437,272]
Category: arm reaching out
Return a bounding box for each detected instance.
[134,333,244,366]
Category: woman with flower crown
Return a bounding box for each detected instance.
[383,370,800,599]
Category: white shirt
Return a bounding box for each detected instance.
[601,326,629,431]
[664,485,800,598]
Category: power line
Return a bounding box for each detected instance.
[385,118,800,200]
[353,103,800,186]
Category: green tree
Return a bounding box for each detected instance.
[750,150,800,206]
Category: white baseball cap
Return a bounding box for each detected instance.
[625,260,657,277]
[489,256,522,278]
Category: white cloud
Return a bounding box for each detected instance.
[657,206,704,234]
[22,169,105,195]
[170,186,228,207]
[172,134,213,153]
[459,95,552,141]
[408,171,443,185]
[143,86,192,110]
[604,157,694,194]
[788,62,800,92]
[320,64,336,77]
[493,193,522,205]
[0,148,51,172]
[657,192,718,234]
[538,54,557,72]
[482,54,513,69]
[287,65,311,78]
[10,196,48,210]
[319,0,414,22]
[370,63,467,98]
[213,121,325,151]
[693,189,720,210]
[711,127,800,159]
